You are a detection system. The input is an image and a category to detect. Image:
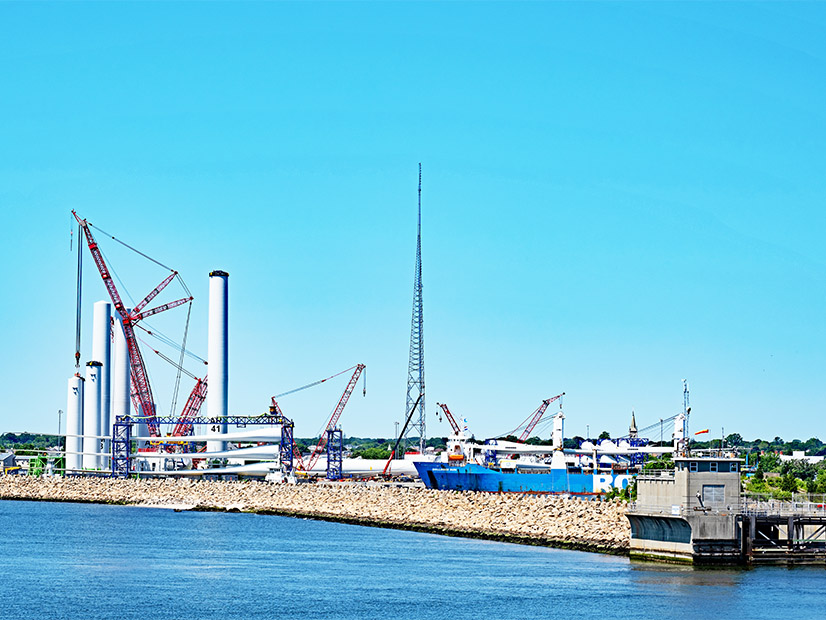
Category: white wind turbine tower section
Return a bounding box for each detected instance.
[65,375,84,471]
[207,270,229,453]
[112,313,131,426]
[83,361,102,470]
[92,301,112,468]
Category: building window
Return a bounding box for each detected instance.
[730,462,738,473]
[710,462,718,473]
[689,462,698,472]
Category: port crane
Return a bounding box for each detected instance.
[517,394,564,442]
[301,364,366,472]
[73,211,206,438]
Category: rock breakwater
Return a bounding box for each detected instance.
[0,476,630,553]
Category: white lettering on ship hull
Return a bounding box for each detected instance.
[593,474,633,492]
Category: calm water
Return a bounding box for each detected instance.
[0,500,823,619]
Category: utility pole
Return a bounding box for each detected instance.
[58,409,63,449]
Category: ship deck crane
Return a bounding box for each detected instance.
[436,402,461,435]
[499,393,565,443]
[517,393,564,442]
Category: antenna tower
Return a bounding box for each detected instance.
[403,163,426,454]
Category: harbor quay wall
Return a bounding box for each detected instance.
[0,476,631,554]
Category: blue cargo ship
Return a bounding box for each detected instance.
[414,461,634,495]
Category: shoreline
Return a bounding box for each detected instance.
[0,476,631,556]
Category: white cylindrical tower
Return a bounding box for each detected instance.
[66,374,84,472]
[92,301,112,468]
[112,312,133,440]
[551,411,565,450]
[207,270,229,453]
[673,412,687,453]
[83,361,102,470]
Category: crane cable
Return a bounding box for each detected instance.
[169,301,193,416]
[89,220,193,312]
[497,396,563,440]
[88,222,174,272]
[311,368,367,440]
[134,334,198,381]
[77,216,199,356]
[273,365,358,399]
[134,322,207,364]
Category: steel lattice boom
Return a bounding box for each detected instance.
[72,211,194,437]
[518,393,565,442]
[172,376,208,437]
[305,364,365,471]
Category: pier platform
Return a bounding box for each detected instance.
[628,457,826,565]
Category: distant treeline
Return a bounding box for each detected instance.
[4,431,824,458]
[1,432,62,452]
[521,432,826,457]
[692,434,826,457]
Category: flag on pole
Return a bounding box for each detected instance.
[694,429,709,435]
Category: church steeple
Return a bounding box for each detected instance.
[629,410,638,438]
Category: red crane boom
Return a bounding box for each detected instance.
[172,376,208,437]
[518,393,565,442]
[305,364,366,471]
[72,211,193,437]
[436,402,461,434]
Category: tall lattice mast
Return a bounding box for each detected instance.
[404,163,426,454]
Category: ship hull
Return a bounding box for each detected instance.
[414,462,633,495]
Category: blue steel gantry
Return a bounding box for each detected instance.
[326,429,343,480]
[110,413,294,478]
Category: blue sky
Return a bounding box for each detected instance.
[1,2,824,442]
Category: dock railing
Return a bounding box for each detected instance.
[741,493,826,517]
[629,502,740,517]
[636,469,675,481]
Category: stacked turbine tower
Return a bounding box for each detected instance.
[66,301,112,472]
[207,270,229,454]
[65,267,236,473]
[65,210,361,479]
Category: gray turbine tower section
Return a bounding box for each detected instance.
[207,270,229,453]
[404,164,426,454]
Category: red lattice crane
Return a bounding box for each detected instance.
[172,376,208,437]
[73,211,193,437]
[436,402,461,434]
[517,393,565,442]
[304,364,366,471]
